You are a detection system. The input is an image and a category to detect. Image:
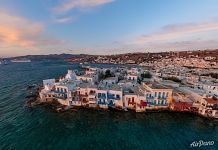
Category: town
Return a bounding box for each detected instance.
[39,60,218,118]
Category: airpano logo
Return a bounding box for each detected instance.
[190,140,214,148]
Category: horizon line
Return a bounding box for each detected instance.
[2,48,218,59]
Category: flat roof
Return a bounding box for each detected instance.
[104,77,117,80]
[148,83,170,89]
[110,85,122,91]
[78,83,97,88]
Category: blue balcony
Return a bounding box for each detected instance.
[54,91,67,94]
[146,96,154,99]
[56,94,67,100]
[97,100,107,105]
[147,102,168,106]
[107,94,115,99]
[98,93,107,99]
[157,96,167,100]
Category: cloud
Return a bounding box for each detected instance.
[0,12,43,47]
[144,39,218,51]
[0,11,64,55]
[131,20,218,44]
[54,16,73,23]
[54,0,114,14]
[53,16,78,23]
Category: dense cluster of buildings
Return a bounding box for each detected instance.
[39,65,218,118]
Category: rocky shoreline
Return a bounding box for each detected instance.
[25,91,217,121]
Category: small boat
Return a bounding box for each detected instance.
[0,60,8,65]
[11,59,31,63]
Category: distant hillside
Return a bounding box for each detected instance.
[5,49,218,63]
[66,49,218,64]
[7,54,83,61]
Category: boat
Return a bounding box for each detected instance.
[11,59,31,63]
[0,60,8,65]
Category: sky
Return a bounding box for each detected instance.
[1,0,218,57]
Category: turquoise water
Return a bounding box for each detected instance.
[0,61,217,150]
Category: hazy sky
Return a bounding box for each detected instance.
[1,0,218,57]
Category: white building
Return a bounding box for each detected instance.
[107,85,123,108]
[126,73,138,81]
[198,98,218,118]
[101,77,118,88]
[143,82,173,109]
[76,74,98,83]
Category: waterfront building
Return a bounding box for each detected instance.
[171,91,194,112]
[134,86,147,112]
[39,79,56,102]
[123,86,147,112]
[123,89,138,110]
[142,82,173,109]
[54,83,76,106]
[107,85,123,108]
[96,88,108,109]
[38,66,218,118]
[77,83,97,107]
[43,79,55,91]
[198,97,218,118]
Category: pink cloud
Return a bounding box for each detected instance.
[0,11,66,57]
[131,20,218,44]
[54,0,114,13]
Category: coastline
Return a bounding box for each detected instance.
[27,64,218,120]
[26,92,218,120]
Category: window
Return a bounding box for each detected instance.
[102,93,106,98]
[163,92,165,98]
[155,92,157,97]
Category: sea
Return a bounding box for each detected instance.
[0,61,217,150]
